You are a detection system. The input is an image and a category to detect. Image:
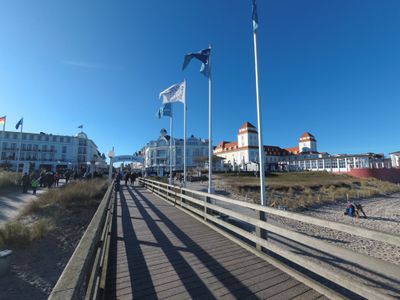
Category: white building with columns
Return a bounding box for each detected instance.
[390,151,400,168]
[214,121,390,173]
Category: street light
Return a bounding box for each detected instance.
[108,147,115,182]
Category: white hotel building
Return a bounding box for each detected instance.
[214,122,388,173]
[142,129,209,175]
[0,130,105,173]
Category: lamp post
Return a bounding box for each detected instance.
[108,148,115,183]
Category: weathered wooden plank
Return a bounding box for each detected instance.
[106,185,323,300]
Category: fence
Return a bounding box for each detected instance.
[49,180,115,300]
[140,177,400,300]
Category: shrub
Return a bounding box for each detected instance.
[0,171,22,190]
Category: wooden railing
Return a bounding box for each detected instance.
[49,180,115,300]
[140,177,400,300]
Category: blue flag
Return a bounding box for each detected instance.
[182,48,211,78]
[252,0,258,32]
[15,118,23,130]
[156,103,172,119]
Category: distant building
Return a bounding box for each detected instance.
[0,130,105,173]
[214,121,391,173]
[142,129,209,176]
[390,151,400,168]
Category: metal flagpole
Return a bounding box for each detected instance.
[252,0,268,245]
[0,117,5,164]
[208,44,213,194]
[169,105,173,184]
[183,79,187,187]
[16,119,23,172]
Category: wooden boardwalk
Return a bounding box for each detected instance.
[105,184,326,300]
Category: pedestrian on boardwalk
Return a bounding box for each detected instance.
[22,173,30,193]
[31,177,39,195]
[124,172,130,185]
[130,173,136,186]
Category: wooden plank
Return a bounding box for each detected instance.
[106,185,323,300]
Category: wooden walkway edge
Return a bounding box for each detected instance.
[105,185,326,299]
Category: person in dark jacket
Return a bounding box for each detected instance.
[22,173,30,193]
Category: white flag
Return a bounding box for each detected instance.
[159,80,186,104]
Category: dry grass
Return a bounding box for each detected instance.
[0,171,22,190]
[0,179,108,249]
[215,172,400,210]
[0,219,54,248]
[21,179,108,216]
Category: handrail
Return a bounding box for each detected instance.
[140,177,400,300]
[144,178,400,247]
[49,180,115,300]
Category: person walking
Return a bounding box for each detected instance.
[22,173,30,193]
[130,173,136,186]
[31,177,39,195]
[65,171,70,184]
[124,172,130,186]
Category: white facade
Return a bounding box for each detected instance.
[280,154,389,173]
[143,130,209,175]
[390,152,400,168]
[0,130,105,173]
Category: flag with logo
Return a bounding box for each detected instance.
[252,0,259,32]
[159,80,186,104]
[0,116,5,125]
[182,48,211,78]
[156,103,172,119]
[15,118,23,130]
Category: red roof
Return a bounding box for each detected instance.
[300,132,315,138]
[285,146,300,154]
[240,122,256,130]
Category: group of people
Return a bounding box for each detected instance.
[344,201,367,218]
[124,172,138,186]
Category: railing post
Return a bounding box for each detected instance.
[255,210,267,251]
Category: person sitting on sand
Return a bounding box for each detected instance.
[344,201,367,218]
[353,202,367,218]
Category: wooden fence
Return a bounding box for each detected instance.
[140,177,400,300]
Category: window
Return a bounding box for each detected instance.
[27,144,32,151]
[45,135,49,141]
[22,134,27,140]
[62,146,67,153]
[29,134,34,140]
[60,137,64,142]
[52,136,57,142]
[33,144,38,151]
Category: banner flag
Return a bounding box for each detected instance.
[182,48,211,78]
[0,116,5,124]
[159,80,186,104]
[15,118,23,130]
[252,0,259,32]
[156,103,172,119]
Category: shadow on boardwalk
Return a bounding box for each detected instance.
[106,185,318,300]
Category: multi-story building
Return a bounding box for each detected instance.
[390,151,400,168]
[0,130,105,173]
[143,129,209,175]
[214,121,390,173]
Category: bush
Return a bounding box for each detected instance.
[0,171,22,189]
[0,219,54,248]
[21,179,108,216]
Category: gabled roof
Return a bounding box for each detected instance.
[240,122,256,129]
[285,146,300,154]
[300,132,315,138]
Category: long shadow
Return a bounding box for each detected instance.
[132,187,260,299]
[106,186,157,298]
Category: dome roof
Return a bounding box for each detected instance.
[76,131,88,139]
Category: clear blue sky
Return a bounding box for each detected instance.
[1,0,399,157]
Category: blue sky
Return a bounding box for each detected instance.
[1,0,399,157]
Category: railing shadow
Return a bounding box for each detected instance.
[131,186,260,299]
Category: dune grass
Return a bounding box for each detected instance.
[0,171,22,190]
[0,179,108,249]
[215,172,400,210]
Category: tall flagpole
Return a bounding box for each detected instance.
[183,79,187,187]
[253,27,266,207]
[169,105,173,184]
[208,44,213,194]
[16,119,23,172]
[0,117,5,164]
